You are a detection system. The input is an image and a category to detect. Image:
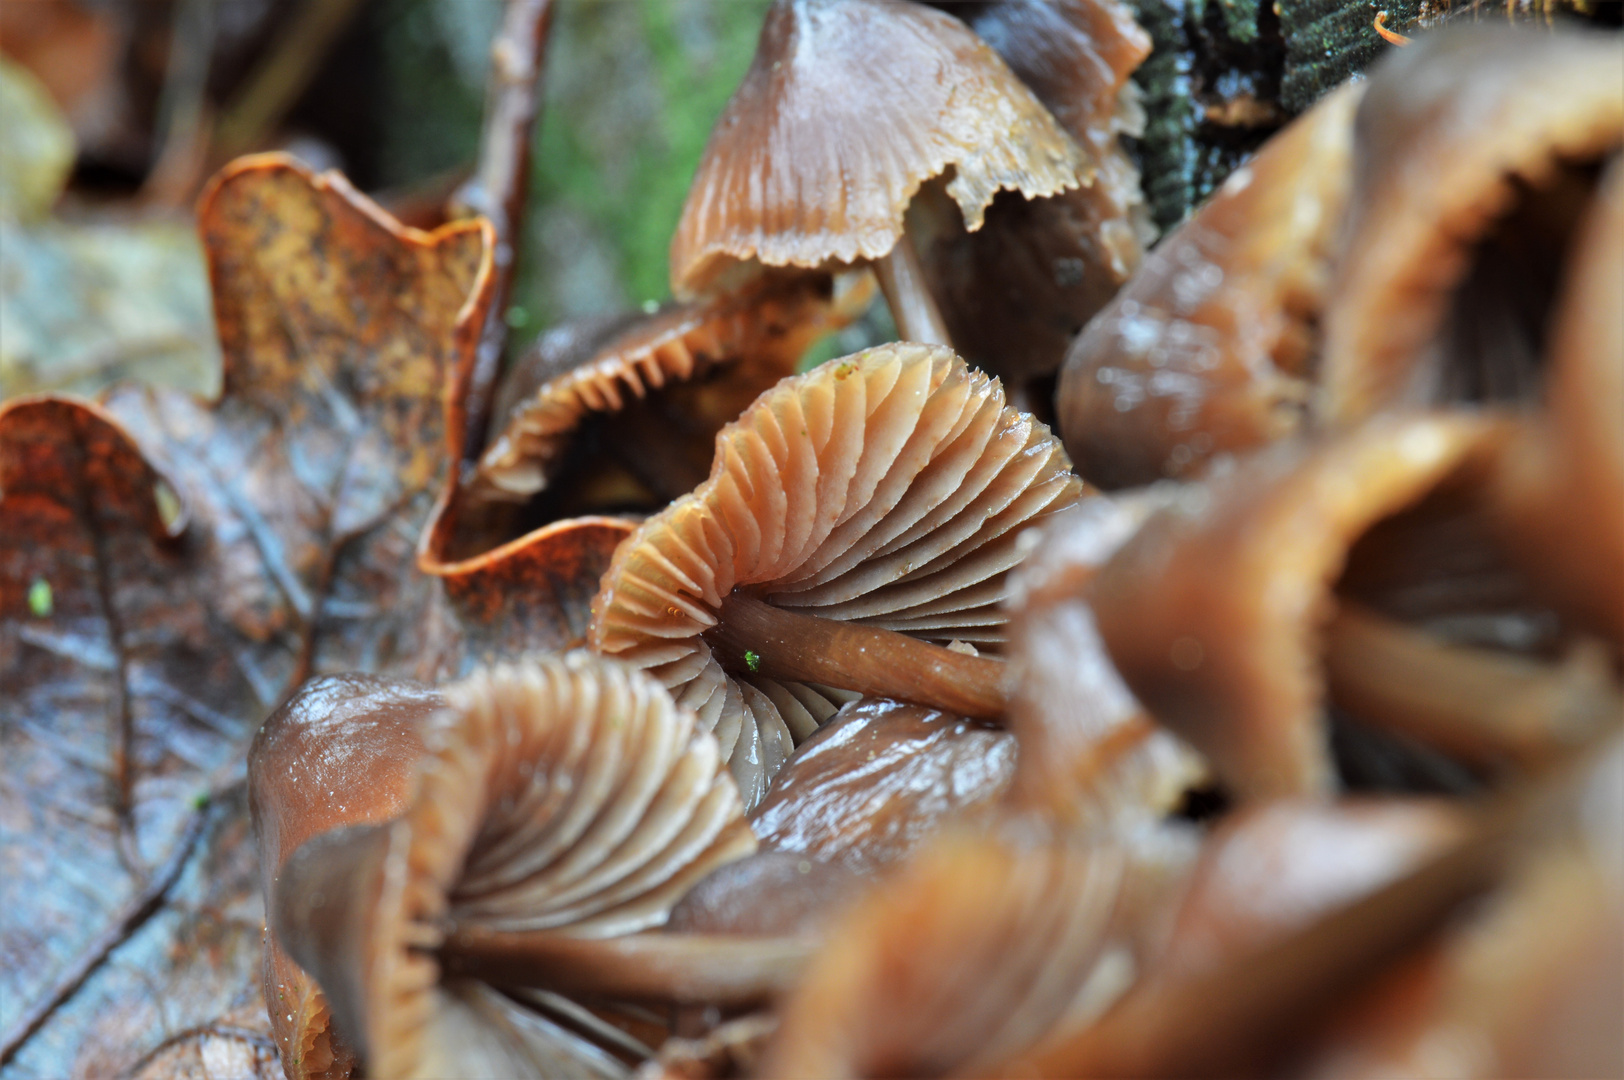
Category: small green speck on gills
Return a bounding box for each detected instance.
[28,577,52,617]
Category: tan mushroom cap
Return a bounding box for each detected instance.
[361,653,756,1079]
[910,0,1154,399]
[589,342,1085,807]
[1490,155,1624,642]
[1089,414,1504,801]
[758,829,1136,1079]
[669,0,1088,298]
[1320,27,1624,423]
[1003,494,1208,829]
[472,274,869,505]
[246,674,437,1080]
[1057,82,1363,488]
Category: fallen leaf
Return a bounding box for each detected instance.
[0,154,494,1074]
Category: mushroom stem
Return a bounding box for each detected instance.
[873,230,953,347]
[706,592,1007,720]
[439,926,813,1006]
[1324,604,1622,769]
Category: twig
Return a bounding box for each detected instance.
[455,0,558,462]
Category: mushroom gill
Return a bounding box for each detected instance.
[470,274,869,511]
[1056,81,1363,488]
[1319,26,1624,422]
[589,342,1085,806]
[669,0,1088,344]
[247,674,438,1080]
[272,652,759,1079]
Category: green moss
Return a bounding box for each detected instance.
[1279,0,1420,110]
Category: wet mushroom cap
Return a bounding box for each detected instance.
[278,653,756,1079]
[1319,26,1624,422]
[907,0,1154,401]
[1489,155,1624,642]
[589,342,1085,807]
[1002,494,1208,828]
[1089,413,1504,800]
[247,673,438,1079]
[1056,82,1363,488]
[669,0,1088,297]
[472,274,868,506]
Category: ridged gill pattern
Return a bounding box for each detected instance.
[590,342,1085,807]
[369,652,756,1078]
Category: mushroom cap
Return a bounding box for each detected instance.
[1056,81,1363,488]
[1089,414,1503,801]
[297,653,755,1079]
[1319,26,1624,422]
[758,829,1133,1078]
[247,674,437,1079]
[749,697,1017,873]
[911,0,1154,397]
[1003,494,1208,829]
[1490,155,1624,641]
[472,274,869,505]
[669,0,1088,298]
[589,342,1085,807]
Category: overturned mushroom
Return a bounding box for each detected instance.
[1056,82,1363,488]
[669,0,1088,344]
[1319,26,1624,422]
[906,0,1154,410]
[589,342,1084,805]
[272,653,766,1079]
[247,674,438,1079]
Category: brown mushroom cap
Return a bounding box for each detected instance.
[247,674,437,1079]
[1319,26,1624,422]
[1089,414,1503,800]
[1003,494,1208,828]
[758,829,1139,1079]
[472,274,869,507]
[1489,155,1624,642]
[909,0,1154,402]
[1056,82,1363,488]
[276,653,756,1079]
[749,697,1017,873]
[589,342,1084,806]
[668,0,1087,298]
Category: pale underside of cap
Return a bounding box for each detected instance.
[590,342,1084,807]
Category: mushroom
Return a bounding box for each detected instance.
[1055,81,1363,488]
[905,0,1155,412]
[669,0,1088,346]
[749,697,1017,874]
[1489,155,1624,642]
[1088,414,1505,800]
[247,673,438,1079]
[757,827,1159,1078]
[1318,26,1623,422]
[589,342,1085,805]
[470,274,871,513]
[270,652,768,1079]
[1002,492,1208,829]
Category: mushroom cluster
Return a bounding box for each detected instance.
[252,10,1622,1080]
